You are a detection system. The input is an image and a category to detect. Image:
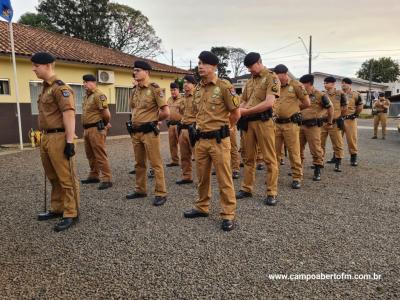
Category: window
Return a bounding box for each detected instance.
[0,79,10,95]
[69,84,84,114]
[29,82,84,115]
[116,87,133,113]
[397,89,399,94]
[29,81,43,115]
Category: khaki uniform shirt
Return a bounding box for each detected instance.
[82,88,108,125]
[344,90,363,115]
[301,88,332,120]
[179,90,197,125]
[194,75,239,132]
[325,89,347,119]
[241,68,280,109]
[129,79,167,125]
[274,79,308,118]
[167,95,183,121]
[373,98,390,113]
[38,75,75,130]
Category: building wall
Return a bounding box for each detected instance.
[0,56,180,144]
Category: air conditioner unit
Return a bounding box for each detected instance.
[98,70,115,84]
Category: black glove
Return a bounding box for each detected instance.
[64,143,75,159]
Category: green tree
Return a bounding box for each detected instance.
[18,12,57,32]
[108,3,162,58]
[211,46,231,78]
[38,0,111,47]
[356,57,400,83]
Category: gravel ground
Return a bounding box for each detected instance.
[0,119,399,299]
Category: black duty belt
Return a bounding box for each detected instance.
[247,112,272,122]
[43,128,65,134]
[343,114,358,120]
[275,117,292,124]
[83,122,98,129]
[132,122,160,135]
[180,123,195,130]
[301,118,321,127]
[197,125,230,144]
[167,120,181,126]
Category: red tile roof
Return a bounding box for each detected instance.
[0,21,191,75]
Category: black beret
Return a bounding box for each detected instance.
[31,52,55,64]
[134,60,152,70]
[198,51,219,65]
[170,82,179,89]
[299,74,314,84]
[379,92,385,97]
[342,77,352,84]
[244,52,261,67]
[183,75,197,84]
[273,64,289,74]
[82,74,96,82]
[324,76,336,83]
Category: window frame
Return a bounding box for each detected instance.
[0,78,11,95]
[115,85,133,114]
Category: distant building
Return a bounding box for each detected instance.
[0,21,191,144]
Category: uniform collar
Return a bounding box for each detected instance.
[252,67,268,78]
[86,87,98,96]
[138,78,150,88]
[200,74,218,86]
[44,75,58,87]
[281,79,292,88]
[172,94,181,101]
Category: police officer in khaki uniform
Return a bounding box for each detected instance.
[299,74,333,181]
[126,60,170,206]
[273,64,310,189]
[80,74,113,189]
[176,75,197,184]
[236,52,280,205]
[372,93,391,139]
[32,52,80,232]
[341,78,363,166]
[321,76,348,172]
[183,51,240,231]
[166,82,182,166]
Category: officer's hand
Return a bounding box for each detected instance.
[64,143,75,160]
[106,123,112,129]
[240,108,248,117]
[326,122,334,129]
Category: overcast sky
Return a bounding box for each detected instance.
[11,0,400,78]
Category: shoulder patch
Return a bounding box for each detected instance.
[159,90,164,98]
[99,94,107,101]
[151,82,160,88]
[61,89,70,97]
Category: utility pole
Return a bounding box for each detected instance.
[298,36,312,74]
[308,35,312,74]
[171,49,174,67]
[368,63,373,107]
[189,60,192,70]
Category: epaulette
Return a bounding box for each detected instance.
[55,80,65,86]
[150,82,160,88]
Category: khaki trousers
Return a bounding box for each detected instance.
[300,125,324,166]
[168,125,179,164]
[241,120,278,196]
[132,132,167,197]
[374,113,388,137]
[321,123,344,159]
[342,119,358,155]
[178,129,193,180]
[275,122,303,181]
[40,132,80,218]
[194,137,236,220]
[83,127,112,182]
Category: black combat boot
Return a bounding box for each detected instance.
[313,165,321,181]
[334,158,342,172]
[350,154,358,166]
[327,154,336,164]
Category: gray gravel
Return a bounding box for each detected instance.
[0,119,399,299]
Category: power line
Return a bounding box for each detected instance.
[319,48,400,54]
[261,40,301,55]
